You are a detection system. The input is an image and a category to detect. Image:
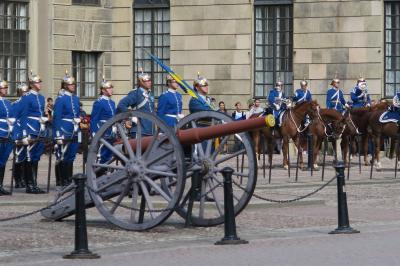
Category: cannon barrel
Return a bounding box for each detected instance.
[122,115,270,150]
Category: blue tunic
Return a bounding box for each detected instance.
[189,95,213,113]
[157,89,183,127]
[53,91,81,139]
[293,89,312,104]
[267,88,286,119]
[90,95,116,138]
[14,90,47,138]
[350,86,371,108]
[117,87,155,136]
[380,92,400,122]
[0,97,13,139]
[326,88,347,112]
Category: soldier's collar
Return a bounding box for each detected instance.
[30,90,39,95]
[167,88,177,93]
[100,95,110,100]
[65,91,73,96]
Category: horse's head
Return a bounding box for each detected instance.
[306,100,320,119]
[343,111,360,136]
[319,109,346,139]
[330,118,347,139]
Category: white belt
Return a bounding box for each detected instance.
[62,118,81,132]
[165,114,178,118]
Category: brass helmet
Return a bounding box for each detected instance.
[29,70,42,84]
[137,68,151,83]
[330,72,340,86]
[62,70,76,85]
[357,76,367,90]
[18,83,29,92]
[193,72,208,87]
[166,74,176,85]
[300,77,308,87]
[0,78,8,89]
[100,75,113,89]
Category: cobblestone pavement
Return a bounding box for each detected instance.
[1,152,400,265]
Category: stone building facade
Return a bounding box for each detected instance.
[1,0,399,112]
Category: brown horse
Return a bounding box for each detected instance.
[340,101,389,166]
[309,108,349,170]
[367,102,398,170]
[259,101,319,169]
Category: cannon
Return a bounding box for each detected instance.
[42,110,273,231]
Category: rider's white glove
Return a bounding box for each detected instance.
[21,137,29,145]
[131,117,138,124]
[345,103,350,109]
[56,137,64,145]
[177,114,185,120]
[366,103,371,107]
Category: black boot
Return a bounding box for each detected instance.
[25,161,36,194]
[32,162,45,194]
[55,161,61,186]
[0,166,11,196]
[61,161,73,187]
[13,162,25,188]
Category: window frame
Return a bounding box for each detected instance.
[0,0,29,96]
[72,51,100,99]
[384,1,400,98]
[71,0,101,7]
[253,3,293,98]
[133,4,170,98]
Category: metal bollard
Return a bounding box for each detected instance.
[64,174,100,259]
[215,167,248,245]
[329,162,360,235]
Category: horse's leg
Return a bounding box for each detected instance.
[312,137,321,170]
[282,136,289,169]
[374,135,382,170]
[362,135,370,166]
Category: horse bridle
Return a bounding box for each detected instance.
[345,110,361,135]
[316,106,346,138]
[288,108,309,133]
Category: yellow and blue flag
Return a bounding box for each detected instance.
[144,50,209,106]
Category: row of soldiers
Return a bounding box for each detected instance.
[0,70,212,196]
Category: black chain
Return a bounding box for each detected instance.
[0,188,76,222]
[232,176,336,204]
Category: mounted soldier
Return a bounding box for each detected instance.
[0,79,15,195]
[53,71,80,187]
[12,83,29,189]
[189,73,214,113]
[267,80,289,126]
[379,91,400,124]
[117,69,155,137]
[293,79,313,126]
[90,77,116,166]
[350,77,371,109]
[326,76,349,113]
[14,71,47,193]
[157,75,184,127]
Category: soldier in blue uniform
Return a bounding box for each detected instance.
[157,75,183,127]
[14,72,47,193]
[267,81,287,123]
[90,77,116,165]
[12,83,29,189]
[350,77,371,109]
[0,79,14,195]
[189,74,214,113]
[117,70,155,136]
[293,79,312,126]
[293,80,312,104]
[326,77,349,113]
[380,92,400,123]
[53,71,81,187]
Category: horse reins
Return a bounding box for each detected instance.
[288,108,308,133]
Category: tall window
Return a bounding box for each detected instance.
[254,2,293,98]
[72,52,99,98]
[134,0,170,97]
[0,0,29,96]
[385,1,400,97]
